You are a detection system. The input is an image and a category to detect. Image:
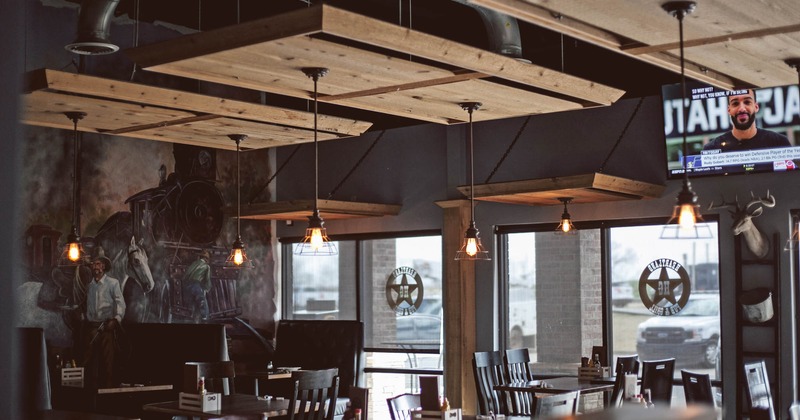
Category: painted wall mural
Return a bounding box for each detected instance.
[15,126,277,355]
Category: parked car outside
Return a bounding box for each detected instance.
[636,293,720,368]
[396,296,442,344]
[611,280,634,307]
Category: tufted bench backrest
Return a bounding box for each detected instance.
[273,320,364,398]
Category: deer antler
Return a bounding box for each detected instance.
[707,195,740,211]
[745,190,775,210]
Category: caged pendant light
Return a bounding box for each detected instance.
[295,67,338,256]
[660,1,712,240]
[62,111,87,265]
[554,197,577,235]
[225,134,254,268]
[455,102,490,261]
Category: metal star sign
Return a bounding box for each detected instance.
[638,258,691,316]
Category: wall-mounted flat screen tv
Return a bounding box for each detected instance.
[663,81,800,178]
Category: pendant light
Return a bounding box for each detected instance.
[295,67,337,256]
[554,197,577,235]
[225,134,254,268]
[62,111,86,265]
[660,1,712,240]
[455,102,490,261]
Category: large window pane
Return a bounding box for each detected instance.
[504,230,603,376]
[285,241,357,320]
[609,223,720,384]
[283,234,442,420]
[364,236,442,352]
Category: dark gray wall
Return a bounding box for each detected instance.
[277,95,800,416]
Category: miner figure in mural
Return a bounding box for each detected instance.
[82,248,126,388]
[182,250,212,322]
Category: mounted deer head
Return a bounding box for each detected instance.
[708,191,775,258]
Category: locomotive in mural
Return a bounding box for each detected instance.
[21,145,243,344]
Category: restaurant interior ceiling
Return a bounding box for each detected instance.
[50,0,800,139]
[28,0,799,214]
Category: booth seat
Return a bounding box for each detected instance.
[270,320,365,419]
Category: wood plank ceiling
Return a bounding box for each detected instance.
[22,68,372,151]
[125,4,626,125]
[468,0,800,90]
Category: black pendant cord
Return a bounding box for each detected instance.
[65,112,86,235]
[484,115,531,184]
[235,137,241,238]
[678,7,690,187]
[313,72,320,214]
[326,130,386,200]
[73,118,81,232]
[468,106,476,222]
[598,97,644,174]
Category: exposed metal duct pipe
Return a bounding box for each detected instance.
[65,0,120,55]
[451,0,523,59]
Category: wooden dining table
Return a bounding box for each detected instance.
[495,377,615,396]
[237,369,294,395]
[142,393,290,419]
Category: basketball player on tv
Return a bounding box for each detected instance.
[702,89,791,152]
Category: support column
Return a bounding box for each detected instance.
[436,199,476,414]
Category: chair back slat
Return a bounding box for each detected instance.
[533,391,580,416]
[184,361,236,395]
[472,351,507,415]
[289,368,340,420]
[609,355,639,407]
[641,358,675,407]
[503,348,533,415]
[387,393,421,420]
[681,369,714,407]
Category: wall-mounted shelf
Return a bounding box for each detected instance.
[21,68,372,150]
[234,199,401,221]
[456,172,665,205]
[126,4,625,125]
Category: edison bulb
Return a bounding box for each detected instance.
[232,248,244,266]
[67,243,80,262]
[465,238,478,257]
[678,204,696,230]
[561,219,572,233]
[309,228,324,251]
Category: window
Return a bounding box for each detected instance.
[499,220,721,406]
[283,233,442,419]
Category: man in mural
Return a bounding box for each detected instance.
[82,248,126,388]
[182,250,212,322]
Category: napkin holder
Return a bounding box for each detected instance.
[179,392,221,412]
[578,365,609,380]
[61,367,84,386]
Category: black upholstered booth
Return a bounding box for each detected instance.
[120,323,229,392]
[270,320,365,419]
[17,327,52,416]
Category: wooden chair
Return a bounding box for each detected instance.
[288,368,340,420]
[503,348,533,415]
[533,391,580,417]
[184,361,236,395]
[640,358,675,407]
[386,393,421,420]
[609,355,639,408]
[615,355,640,377]
[681,370,715,407]
[744,360,776,420]
[472,350,507,415]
